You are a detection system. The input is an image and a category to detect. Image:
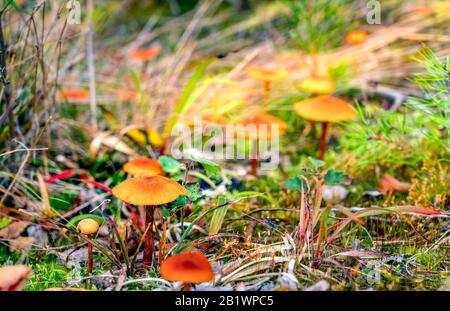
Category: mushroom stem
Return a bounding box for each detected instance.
[87,237,93,275]
[159,138,169,156]
[318,122,329,160]
[263,80,271,102]
[183,283,192,291]
[143,205,155,266]
[250,138,258,176]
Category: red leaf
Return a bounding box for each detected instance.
[44,170,75,183]
[80,178,112,193]
[379,174,410,194]
[404,206,443,215]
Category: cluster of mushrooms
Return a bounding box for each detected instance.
[249,67,357,161]
[178,60,358,178]
[75,157,214,290]
[70,30,367,290]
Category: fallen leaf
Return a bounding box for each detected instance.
[27,225,49,248]
[0,265,33,291]
[304,280,330,291]
[102,135,136,155]
[332,250,383,259]
[9,236,35,252]
[0,221,28,239]
[89,132,136,158]
[379,174,410,194]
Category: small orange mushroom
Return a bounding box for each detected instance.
[239,111,288,140]
[294,96,357,160]
[160,252,213,291]
[297,76,336,95]
[77,218,100,276]
[123,157,164,176]
[235,111,287,176]
[345,29,369,45]
[249,67,288,101]
[130,46,161,62]
[112,176,188,266]
[58,89,89,103]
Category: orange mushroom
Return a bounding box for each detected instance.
[297,76,336,137]
[123,157,164,176]
[160,252,213,291]
[130,46,161,62]
[236,111,287,176]
[294,96,357,160]
[112,176,188,266]
[345,29,369,45]
[0,265,33,291]
[58,89,89,103]
[77,218,100,276]
[297,76,336,95]
[249,67,288,101]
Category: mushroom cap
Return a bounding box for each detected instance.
[130,46,161,61]
[235,111,288,140]
[160,252,213,284]
[112,175,188,206]
[123,157,164,176]
[0,265,33,291]
[293,96,357,122]
[58,89,89,102]
[249,67,288,82]
[298,76,336,95]
[345,29,369,45]
[77,219,100,235]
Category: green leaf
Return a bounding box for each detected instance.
[7,0,19,10]
[0,216,12,229]
[188,153,221,177]
[283,176,303,191]
[1,0,19,14]
[308,157,325,169]
[158,156,184,174]
[188,171,216,188]
[231,191,274,204]
[209,198,229,235]
[171,184,202,208]
[324,169,346,185]
[130,69,142,91]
